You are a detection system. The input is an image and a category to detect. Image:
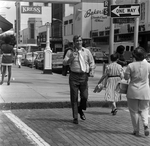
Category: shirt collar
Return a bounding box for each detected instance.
[73,47,84,52]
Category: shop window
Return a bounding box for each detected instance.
[99,31,104,36]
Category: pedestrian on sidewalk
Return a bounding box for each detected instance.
[116,45,127,67]
[94,53,124,115]
[124,46,150,137]
[0,35,15,85]
[63,35,95,124]
[16,47,23,68]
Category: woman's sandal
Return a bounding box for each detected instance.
[111,109,117,115]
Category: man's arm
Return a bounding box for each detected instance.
[63,49,75,66]
[87,50,96,77]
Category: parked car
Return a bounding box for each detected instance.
[34,51,44,69]
[23,52,38,67]
[34,52,64,70]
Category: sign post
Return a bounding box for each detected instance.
[111,3,140,50]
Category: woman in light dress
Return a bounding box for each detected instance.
[124,46,150,136]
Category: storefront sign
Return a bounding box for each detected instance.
[21,6,42,14]
[127,24,145,33]
[84,9,104,18]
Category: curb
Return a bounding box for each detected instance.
[0,100,128,110]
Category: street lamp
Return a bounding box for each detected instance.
[52,18,62,23]
[43,22,52,74]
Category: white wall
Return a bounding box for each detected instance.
[74,2,109,39]
[20,2,51,31]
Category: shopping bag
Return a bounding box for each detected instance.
[115,81,128,94]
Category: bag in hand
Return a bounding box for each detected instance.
[115,81,128,94]
[93,84,104,93]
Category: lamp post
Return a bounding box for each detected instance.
[15,2,20,51]
[43,22,52,74]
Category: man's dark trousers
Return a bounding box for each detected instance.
[69,72,88,119]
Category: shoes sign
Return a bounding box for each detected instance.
[111,4,140,17]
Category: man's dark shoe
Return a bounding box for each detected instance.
[78,107,86,120]
[73,118,78,124]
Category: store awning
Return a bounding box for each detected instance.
[0,15,13,32]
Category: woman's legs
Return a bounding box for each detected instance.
[7,66,11,85]
[139,100,149,136]
[111,101,117,115]
[1,65,6,84]
[127,99,140,133]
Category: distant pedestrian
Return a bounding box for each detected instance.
[116,45,127,67]
[94,53,124,115]
[63,35,95,124]
[0,35,15,85]
[16,47,23,68]
[124,46,150,136]
[62,42,73,76]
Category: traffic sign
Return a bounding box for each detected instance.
[111,4,140,17]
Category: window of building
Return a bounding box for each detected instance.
[64,21,68,25]
[30,23,34,39]
[64,25,66,36]
[141,3,145,21]
[99,31,104,36]
[105,30,110,36]
[69,19,72,24]
[114,29,119,34]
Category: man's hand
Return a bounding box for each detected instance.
[88,70,94,77]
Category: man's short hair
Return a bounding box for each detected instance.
[110,53,118,62]
[116,45,125,54]
[73,35,82,43]
[132,46,145,61]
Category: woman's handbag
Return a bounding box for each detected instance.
[115,81,129,94]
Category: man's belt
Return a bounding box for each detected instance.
[108,75,120,78]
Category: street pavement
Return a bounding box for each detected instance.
[0,64,127,110]
[0,65,149,146]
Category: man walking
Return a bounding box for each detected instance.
[63,35,95,124]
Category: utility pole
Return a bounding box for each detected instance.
[109,0,115,56]
[134,0,140,48]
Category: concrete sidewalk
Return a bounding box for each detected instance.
[0,65,127,110]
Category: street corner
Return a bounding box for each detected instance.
[3,107,149,146]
